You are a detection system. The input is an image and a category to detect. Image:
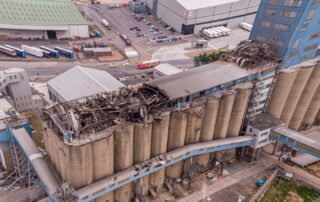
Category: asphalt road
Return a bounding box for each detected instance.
[0,58,195,77]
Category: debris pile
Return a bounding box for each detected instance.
[222,40,281,69]
[43,86,170,137]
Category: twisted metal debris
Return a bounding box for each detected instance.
[43,86,170,137]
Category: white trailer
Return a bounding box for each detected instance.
[218,26,231,35]
[21,45,43,57]
[210,28,223,36]
[101,19,111,30]
[240,22,253,32]
[214,27,227,36]
[207,29,219,38]
[202,29,215,38]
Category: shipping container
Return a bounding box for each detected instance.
[240,22,253,32]
[21,45,43,57]
[55,47,74,59]
[214,27,228,36]
[0,45,17,57]
[120,34,132,46]
[39,46,60,58]
[210,28,223,36]
[217,26,231,35]
[4,45,26,58]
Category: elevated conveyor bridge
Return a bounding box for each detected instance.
[10,127,59,201]
[271,126,320,158]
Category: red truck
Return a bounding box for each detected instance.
[138,59,160,69]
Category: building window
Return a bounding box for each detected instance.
[268,0,279,5]
[261,21,271,27]
[306,9,316,20]
[301,23,309,32]
[300,53,315,61]
[304,44,318,52]
[288,50,300,57]
[279,10,297,18]
[310,32,320,40]
[274,23,290,31]
[266,9,276,16]
[284,0,302,7]
[293,39,301,48]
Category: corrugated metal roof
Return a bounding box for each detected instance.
[146,61,250,100]
[176,0,239,10]
[0,0,87,26]
[48,66,125,102]
[154,64,182,76]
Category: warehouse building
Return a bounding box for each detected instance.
[0,0,89,40]
[48,66,125,102]
[145,0,260,34]
[153,63,182,79]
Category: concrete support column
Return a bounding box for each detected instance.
[266,68,298,119]
[133,122,152,196]
[301,86,320,129]
[184,102,204,171]
[114,124,134,202]
[213,91,236,140]
[93,135,114,202]
[197,97,220,168]
[149,112,170,190]
[289,63,320,130]
[213,91,236,161]
[225,83,252,160]
[280,66,314,126]
[66,143,93,189]
[165,109,188,179]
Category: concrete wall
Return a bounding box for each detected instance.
[0,29,48,40]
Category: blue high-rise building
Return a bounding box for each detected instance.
[250,0,320,68]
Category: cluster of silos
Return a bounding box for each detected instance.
[43,82,253,201]
[266,61,320,130]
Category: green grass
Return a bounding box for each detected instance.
[296,186,319,202]
[260,177,319,202]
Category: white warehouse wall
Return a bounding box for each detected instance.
[156,0,187,32]
[150,0,260,34]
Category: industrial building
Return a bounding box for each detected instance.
[47,66,125,102]
[0,0,89,40]
[250,0,320,68]
[0,68,43,111]
[145,0,260,34]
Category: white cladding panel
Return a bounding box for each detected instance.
[155,0,260,34]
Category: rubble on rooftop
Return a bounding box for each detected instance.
[222,40,282,70]
[43,86,171,138]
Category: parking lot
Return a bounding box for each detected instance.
[98,6,185,48]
